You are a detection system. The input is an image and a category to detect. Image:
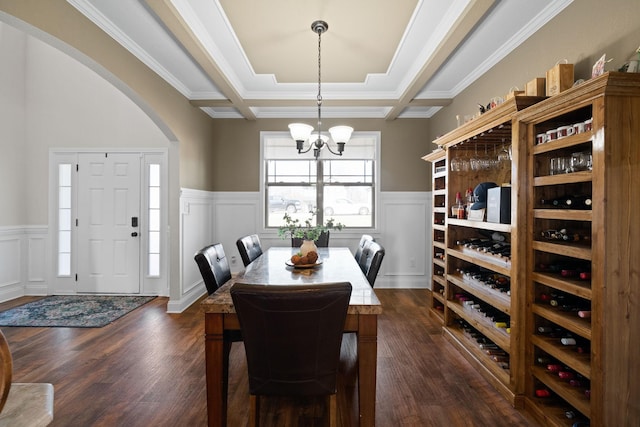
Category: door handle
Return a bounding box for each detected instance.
[131,232,138,237]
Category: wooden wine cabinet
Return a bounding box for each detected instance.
[424,96,543,406]
[516,72,640,427]
[424,72,640,425]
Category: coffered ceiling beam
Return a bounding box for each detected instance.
[145,0,256,120]
[385,0,496,120]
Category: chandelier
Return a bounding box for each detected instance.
[288,20,353,159]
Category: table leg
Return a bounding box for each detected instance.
[357,314,378,427]
[205,313,226,427]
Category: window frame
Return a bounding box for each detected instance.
[260,131,380,232]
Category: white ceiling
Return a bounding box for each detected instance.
[67,0,572,120]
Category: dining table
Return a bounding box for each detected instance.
[201,246,382,426]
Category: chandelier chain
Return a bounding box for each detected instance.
[316,25,323,142]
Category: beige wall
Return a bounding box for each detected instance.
[429,0,640,141]
[0,0,216,191]
[210,118,431,192]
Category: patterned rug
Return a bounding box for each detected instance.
[0,295,156,328]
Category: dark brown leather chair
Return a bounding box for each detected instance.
[236,234,263,267]
[358,241,385,287]
[194,243,241,403]
[354,234,374,264]
[230,282,352,427]
[291,230,330,248]
[194,243,232,295]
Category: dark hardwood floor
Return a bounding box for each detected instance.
[0,290,537,426]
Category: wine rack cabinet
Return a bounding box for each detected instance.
[515,72,640,426]
[424,96,542,406]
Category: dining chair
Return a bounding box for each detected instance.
[194,243,242,404]
[354,234,374,264]
[230,282,352,427]
[358,241,385,287]
[291,230,330,248]
[236,234,264,267]
[0,330,11,413]
[194,243,232,295]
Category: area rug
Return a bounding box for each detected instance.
[0,295,156,328]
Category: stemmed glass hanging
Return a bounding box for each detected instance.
[497,140,511,163]
[450,145,469,172]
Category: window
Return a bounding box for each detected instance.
[148,163,161,277]
[263,132,378,228]
[57,164,72,276]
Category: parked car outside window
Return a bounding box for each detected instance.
[268,196,303,214]
[324,198,370,216]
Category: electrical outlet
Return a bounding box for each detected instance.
[231,256,237,265]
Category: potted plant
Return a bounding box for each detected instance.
[278,210,343,255]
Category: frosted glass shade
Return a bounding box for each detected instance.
[288,123,314,141]
[328,126,353,144]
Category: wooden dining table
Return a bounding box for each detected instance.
[201,246,382,426]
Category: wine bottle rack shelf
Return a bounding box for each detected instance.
[447,273,511,314]
[531,336,591,379]
[444,324,511,385]
[531,366,591,418]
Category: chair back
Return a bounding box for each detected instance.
[291,231,330,248]
[194,243,232,295]
[236,234,263,267]
[359,241,385,287]
[354,234,374,264]
[231,282,352,397]
[0,330,12,413]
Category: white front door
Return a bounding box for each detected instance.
[76,153,141,293]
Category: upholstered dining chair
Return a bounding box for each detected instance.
[194,243,242,403]
[358,241,385,287]
[194,243,232,295]
[291,230,330,248]
[354,234,374,264]
[236,234,264,267]
[230,282,352,427]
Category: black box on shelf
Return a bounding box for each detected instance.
[487,187,511,224]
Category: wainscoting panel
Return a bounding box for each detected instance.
[180,189,213,298]
[379,192,431,289]
[0,226,49,302]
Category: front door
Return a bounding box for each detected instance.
[76,153,141,293]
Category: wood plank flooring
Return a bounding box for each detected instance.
[0,290,537,426]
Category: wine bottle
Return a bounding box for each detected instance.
[558,370,575,380]
[564,195,592,210]
[540,197,561,207]
[565,410,577,419]
[535,388,551,398]
[540,194,592,210]
[577,310,591,319]
[455,192,465,219]
[561,337,577,346]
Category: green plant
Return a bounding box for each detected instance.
[278,210,344,241]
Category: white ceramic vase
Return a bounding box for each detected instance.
[299,239,318,256]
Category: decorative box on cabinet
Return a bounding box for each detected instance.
[425,96,544,407]
[515,72,640,427]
